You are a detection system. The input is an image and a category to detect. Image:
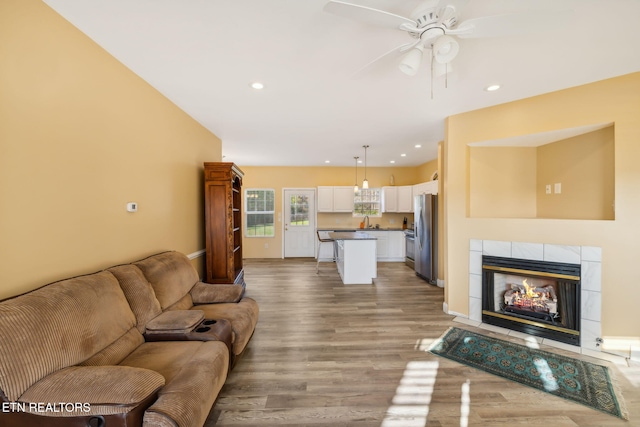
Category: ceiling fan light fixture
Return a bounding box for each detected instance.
[433,35,459,64]
[398,45,424,76]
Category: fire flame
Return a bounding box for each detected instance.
[523,279,537,298]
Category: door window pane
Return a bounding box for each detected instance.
[289,195,309,226]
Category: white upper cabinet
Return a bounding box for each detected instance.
[397,185,413,212]
[317,186,354,212]
[382,187,398,212]
[413,180,438,196]
[333,186,355,212]
[382,185,413,213]
[317,186,335,212]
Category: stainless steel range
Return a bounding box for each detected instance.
[404,229,415,269]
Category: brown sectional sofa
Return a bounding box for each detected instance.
[0,251,258,427]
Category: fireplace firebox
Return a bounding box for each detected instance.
[482,256,581,346]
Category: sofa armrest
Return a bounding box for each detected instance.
[17,365,165,417]
[190,281,245,304]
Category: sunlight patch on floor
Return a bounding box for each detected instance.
[381,361,438,427]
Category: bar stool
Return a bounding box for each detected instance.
[316,231,335,273]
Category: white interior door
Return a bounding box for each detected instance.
[284,189,316,258]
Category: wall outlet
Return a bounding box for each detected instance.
[554,183,562,194]
[545,185,551,195]
[126,202,138,212]
[264,243,268,249]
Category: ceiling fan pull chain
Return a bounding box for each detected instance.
[430,48,434,100]
[445,62,449,89]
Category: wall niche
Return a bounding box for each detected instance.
[467,123,615,220]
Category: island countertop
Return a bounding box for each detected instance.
[318,227,404,232]
[328,231,377,240]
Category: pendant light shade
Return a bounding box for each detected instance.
[362,145,369,189]
[353,156,359,193]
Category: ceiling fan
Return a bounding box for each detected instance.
[323,0,569,78]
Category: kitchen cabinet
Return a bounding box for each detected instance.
[382,185,413,213]
[366,230,405,261]
[317,186,354,212]
[397,186,413,212]
[413,180,438,196]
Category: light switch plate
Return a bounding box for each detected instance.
[554,183,562,194]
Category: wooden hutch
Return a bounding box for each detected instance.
[203,162,244,285]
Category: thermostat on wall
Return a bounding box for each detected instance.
[126,202,138,212]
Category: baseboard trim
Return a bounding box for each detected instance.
[187,249,206,260]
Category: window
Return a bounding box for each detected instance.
[289,194,310,226]
[353,188,382,217]
[245,189,275,237]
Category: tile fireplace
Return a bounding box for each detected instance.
[467,240,602,353]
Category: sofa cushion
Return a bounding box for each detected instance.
[0,271,137,401]
[145,310,204,334]
[79,327,145,367]
[120,341,229,427]
[18,366,164,416]
[134,252,199,310]
[189,297,259,356]
[109,264,163,333]
[190,282,244,304]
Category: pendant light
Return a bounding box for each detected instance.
[362,145,369,189]
[353,156,359,193]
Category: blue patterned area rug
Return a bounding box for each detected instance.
[429,327,628,420]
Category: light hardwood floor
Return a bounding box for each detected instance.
[206,259,640,427]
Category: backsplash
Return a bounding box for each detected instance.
[317,212,412,229]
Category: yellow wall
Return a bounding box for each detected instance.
[469,147,538,218]
[536,127,615,219]
[444,72,640,337]
[0,0,221,299]
[241,162,437,258]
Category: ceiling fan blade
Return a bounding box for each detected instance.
[452,10,572,39]
[436,0,470,24]
[351,40,421,78]
[323,0,415,30]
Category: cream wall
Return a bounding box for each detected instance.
[444,72,640,337]
[241,162,437,259]
[0,0,221,299]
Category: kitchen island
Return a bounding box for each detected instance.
[329,231,377,284]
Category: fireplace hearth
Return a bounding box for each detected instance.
[482,256,581,346]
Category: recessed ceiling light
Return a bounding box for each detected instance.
[390,160,396,164]
[485,84,501,92]
[415,144,422,148]
[357,160,363,164]
[250,82,264,90]
[400,153,406,157]
[324,160,330,164]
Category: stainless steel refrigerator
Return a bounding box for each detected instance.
[414,193,437,284]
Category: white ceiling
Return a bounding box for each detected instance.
[42,0,640,167]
